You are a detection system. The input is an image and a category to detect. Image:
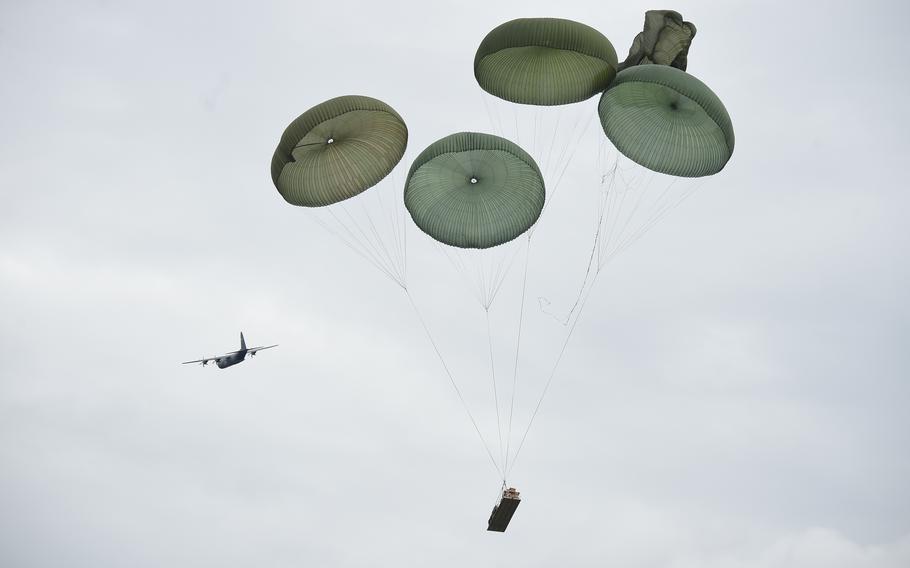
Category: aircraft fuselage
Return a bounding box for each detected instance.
[216,349,247,369]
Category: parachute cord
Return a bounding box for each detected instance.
[479,256,489,308]
[601,168,658,261]
[404,288,504,479]
[514,106,522,148]
[606,180,704,269]
[435,241,523,312]
[485,307,505,472]
[507,184,703,478]
[333,205,400,285]
[378,172,407,285]
[359,187,405,285]
[486,244,523,308]
[548,212,604,326]
[490,481,507,508]
[360,197,405,286]
[318,210,403,287]
[539,106,593,219]
[503,235,531,475]
[540,158,620,326]
[438,245,485,307]
[543,108,562,178]
[480,92,505,138]
[507,271,599,479]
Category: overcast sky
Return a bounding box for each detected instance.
[2,0,909,566]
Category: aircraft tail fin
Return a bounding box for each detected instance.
[240,332,247,351]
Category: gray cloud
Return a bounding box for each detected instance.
[1,0,908,566]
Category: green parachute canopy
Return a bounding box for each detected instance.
[618,10,697,72]
[474,18,618,106]
[404,133,545,249]
[271,95,408,207]
[598,65,734,177]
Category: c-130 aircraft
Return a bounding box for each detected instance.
[182,332,277,369]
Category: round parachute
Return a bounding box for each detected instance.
[271,95,408,207]
[474,18,618,106]
[404,132,545,249]
[598,65,734,177]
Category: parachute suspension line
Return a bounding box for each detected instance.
[513,105,522,148]
[390,167,408,284]
[508,185,704,476]
[362,175,408,286]
[598,165,656,263]
[479,256,489,307]
[320,207,403,288]
[542,107,563,179]
[487,244,523,309]
[540,103,595,217]
[592,155,705,272]
[503,234,532,475]
[507,270,598,479]
[480,92,506,139]
[488,480,508,510]
[485,307,506,473]
[606,179,704,268]
[378,169,407,285]
[369,185,407,287]
[538,153,624,325]
[309,211,373,270]
[542,198,608,326]
[357,197,405,286]
[403,176,409,282]
[529,102,597,241]
[436,242,523,312]
[404,288,504,479]
[507,168,707,478]
[539,152,683,326]
[306,173,411,290]
[508,151,618,471]
[337,188,398,280]
[547,105,582,182]
[549,111,593,201]
[438,244,485,307]
[338,202,403,287]
[597,157,632,266]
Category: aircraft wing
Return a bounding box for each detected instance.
[247,344,278,355]
[181,355,224,365]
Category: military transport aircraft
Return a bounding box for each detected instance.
[182,332,277,369]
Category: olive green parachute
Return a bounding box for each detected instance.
[271,95,407,207]
[474,18,618,106]
[404,133,545,249]
[618,10,696,72]
[598,65,734,177]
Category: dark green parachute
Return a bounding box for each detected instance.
[618,10,696,72]
[474,18,618,106]
[271,95,407,207]
[404,133,545,249]
[598,65,734,177]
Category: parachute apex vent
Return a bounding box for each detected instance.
[487,487,521,532]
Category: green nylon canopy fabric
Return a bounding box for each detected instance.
[271,95,408,207]
[618,10,697,72]
[474,18,618,106]
[598,65,734,177]
[404,133,545,249]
